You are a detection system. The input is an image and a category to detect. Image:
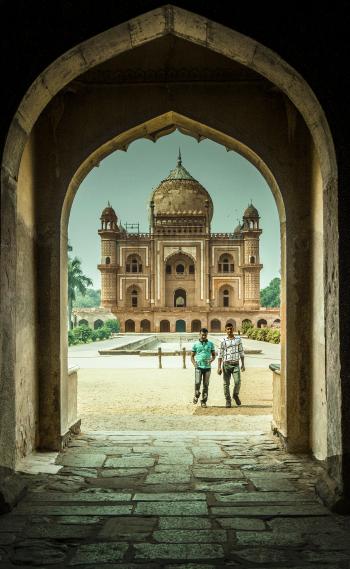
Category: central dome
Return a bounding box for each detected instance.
[150,151,213,221]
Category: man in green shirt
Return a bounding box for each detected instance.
[191,328,216,408]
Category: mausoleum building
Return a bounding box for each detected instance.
[97,153,280,332]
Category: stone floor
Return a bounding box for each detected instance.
[1,430,350,568]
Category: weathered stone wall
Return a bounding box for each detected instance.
[15,141,39,459]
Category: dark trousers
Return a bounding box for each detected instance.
[195,368,211,402]
[223,363,241,402]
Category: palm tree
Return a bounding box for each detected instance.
[68,256,93,329]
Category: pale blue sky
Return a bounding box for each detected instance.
[69,131,280,289]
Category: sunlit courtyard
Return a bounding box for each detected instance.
[69,336,279,433]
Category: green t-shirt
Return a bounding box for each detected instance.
[192,340,215,369]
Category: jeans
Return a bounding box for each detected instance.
[194,368,211,402]
[223,363,241,402]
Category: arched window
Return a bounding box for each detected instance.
[191,319,201,332]
[223,289,230,307]
[160,320,170,332]
[126,255,142,273]
[176,264,185,274]
[218,254,234,273]
[141,319,151,332]
[125,319,135,332]
[250,256,255,264]
[174,289,186,307]
[131,289,138,307]
[189,264,195,274]
[166,265,171,274]
[105,256,110,264]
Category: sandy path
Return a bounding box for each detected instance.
[78,367,272,432]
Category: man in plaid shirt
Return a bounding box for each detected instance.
[217,322,245,408]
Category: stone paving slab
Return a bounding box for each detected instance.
[24,523,93,539]
[98,517,157,540]
[24,491,132,502]
[69,542,128,564]
[153,530,227,543]
[159,517,212,530]
[145,473,192,484]
[216,517,266,530]
[134,543,225,560]
[55,515,103,524]
[57,454,106,468]
[235,530,306,546]
[15,504,133,515]
[214,491,316,503]
[100,468,149,477]
[193,468,243,479]
[211,504,330,516]
[105,457,156,468]
[134,502,208,516]
[134,493,206,501]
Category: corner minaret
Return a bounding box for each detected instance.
[241,202,263,309]
[98,203,118,307]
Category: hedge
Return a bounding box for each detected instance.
[246,326,280,344]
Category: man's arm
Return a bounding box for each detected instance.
[191,351,196,367]
[239,339,245,371]
[217,341,223,374]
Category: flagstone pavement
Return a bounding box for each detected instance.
[1,430,350,568]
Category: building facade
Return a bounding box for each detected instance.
[97,153,280,332]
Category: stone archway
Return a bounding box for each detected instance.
[210,319,221,332]
[125,319,135,333]
[160,320,170,333]
[191,320,201,332]
[0,6,340,508]
[176,320,186,332]
[140,319,151,333]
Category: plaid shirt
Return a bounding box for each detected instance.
[219,336,244,363]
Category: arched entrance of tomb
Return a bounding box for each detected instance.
[140,319,151,333]
[125,320,135,333]
[176,320,186,332]
[191,320,201,332]
[94,319,104,330]
[257,319,268,328]
[78,319,88,327]
[160,320,170,333]
[211,319,221,332]
[0,6,339,494]
[165,252,196,308]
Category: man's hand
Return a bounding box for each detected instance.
[241,365,245,372]
[217,368,222,375]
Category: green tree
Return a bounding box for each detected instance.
[260,277,280,308]
[68,255,93,329]
[73,288,101,308]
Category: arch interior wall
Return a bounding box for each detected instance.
[0,5,343,508]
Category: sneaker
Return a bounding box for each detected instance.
[201,401,207,408]
[193,397,198,404]
[233,394,241,406]
[225,400,232,408]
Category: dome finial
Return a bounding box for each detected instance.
[108,200,111,207]
[177,147,182,166]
